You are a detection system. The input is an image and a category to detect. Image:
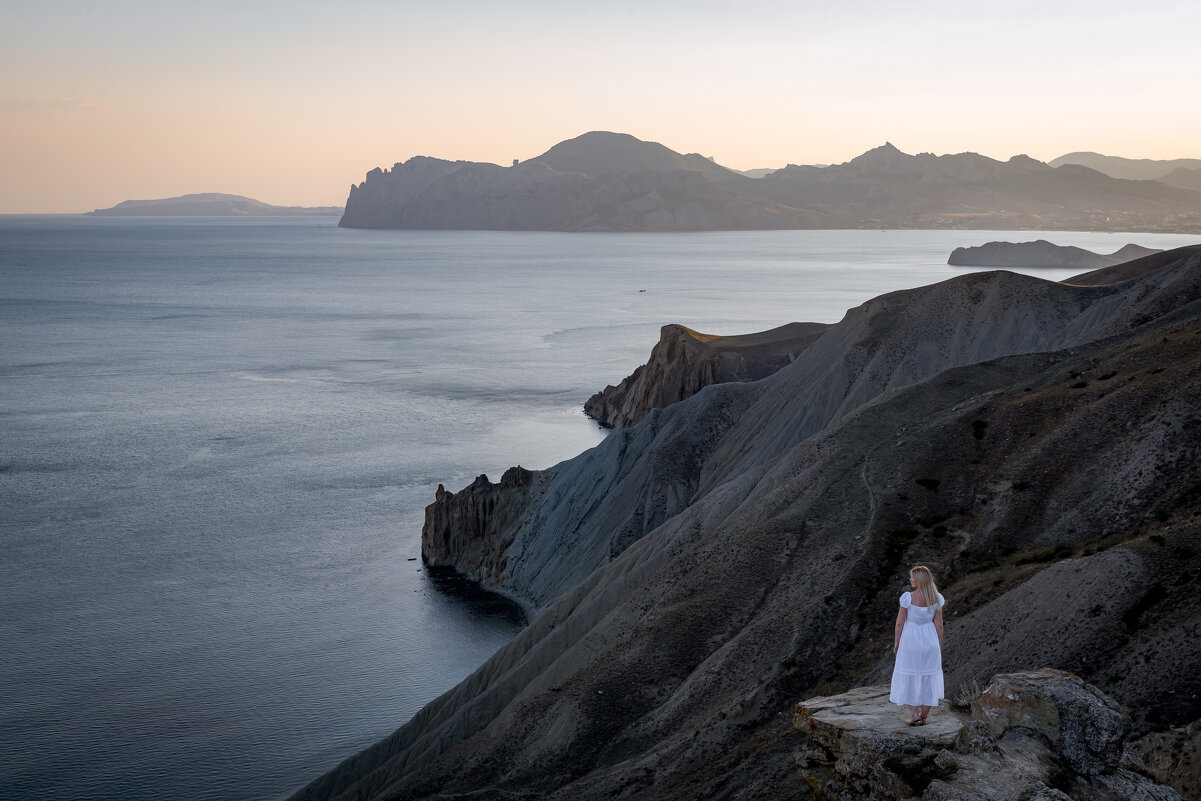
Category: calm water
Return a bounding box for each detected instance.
[1,217,1195,801]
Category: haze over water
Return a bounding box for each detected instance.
[2,217,1196,800]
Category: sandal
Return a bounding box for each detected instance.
[918,714,928,726]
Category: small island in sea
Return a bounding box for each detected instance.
[86,193,343,217]
[948,239,1162,269]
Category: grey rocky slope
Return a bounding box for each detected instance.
[583,322,827,428]
[293,246,1201,801]
[948,239,1161,269]
[339,133,1201,232]
[86,193,342,216]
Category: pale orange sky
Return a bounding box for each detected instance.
[2,0,1199,213]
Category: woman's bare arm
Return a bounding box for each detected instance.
[934,607,944,649]
[893,606,907,654]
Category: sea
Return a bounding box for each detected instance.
[1,216,1196,801]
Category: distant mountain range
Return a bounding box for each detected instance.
[1048,151,1201,181]
[340,132,1201,232]
[87,193,343,217]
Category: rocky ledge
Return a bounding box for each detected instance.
[794,668,1180,801]
[584,321,826,428]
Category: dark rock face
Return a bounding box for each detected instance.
[584,322,827,428]
[421,466,541,601]
[948,239,1161,269]
[794,669,1181,800]
[291,247,1201,801]
[338,133,1201,232]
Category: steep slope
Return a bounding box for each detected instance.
[583,322,827,428]
[292,248,1201,801]
[422,248,1201,613]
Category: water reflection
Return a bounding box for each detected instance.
[424,565,528,628]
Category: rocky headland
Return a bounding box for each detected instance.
[583,322,827,428]
[338,132,1201,233]
[948,240,1162,269]
[293,245,1201,801]
[86,193,343,216]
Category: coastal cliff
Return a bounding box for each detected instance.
[584,322,827,428]
[421,466,543,608]
[295,246,1201,801]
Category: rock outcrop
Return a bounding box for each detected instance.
[948,240,1161,269]
[794,668,1181,800]
[338,133,1201,232]
[422,466,542,611]
[584,322,827,428]
[295,246,1201,801]
[86,193,342,216]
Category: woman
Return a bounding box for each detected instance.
[889,564,945,725]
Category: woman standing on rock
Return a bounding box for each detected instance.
[890,564,945,725]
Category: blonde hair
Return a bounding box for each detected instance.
[910,565,941,609]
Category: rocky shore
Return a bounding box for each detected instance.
[295,245,1201,801]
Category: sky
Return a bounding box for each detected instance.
[2,0,1199,213]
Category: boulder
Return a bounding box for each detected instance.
[792,669,1181,801]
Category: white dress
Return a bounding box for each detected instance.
[889,591,945,707]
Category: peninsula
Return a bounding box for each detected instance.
[86,193,343,216]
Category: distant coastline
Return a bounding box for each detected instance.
[337,131,1201,234]
[86,193,342,217]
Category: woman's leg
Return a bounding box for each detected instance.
[906,705,921,724]
[919,704,931,723]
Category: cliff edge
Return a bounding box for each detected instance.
[584,321,827,428]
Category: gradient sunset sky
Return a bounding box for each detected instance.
[2,0,1199,213]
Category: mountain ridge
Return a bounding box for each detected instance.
[339,133,1201,232]
[1049,151,1201,181]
